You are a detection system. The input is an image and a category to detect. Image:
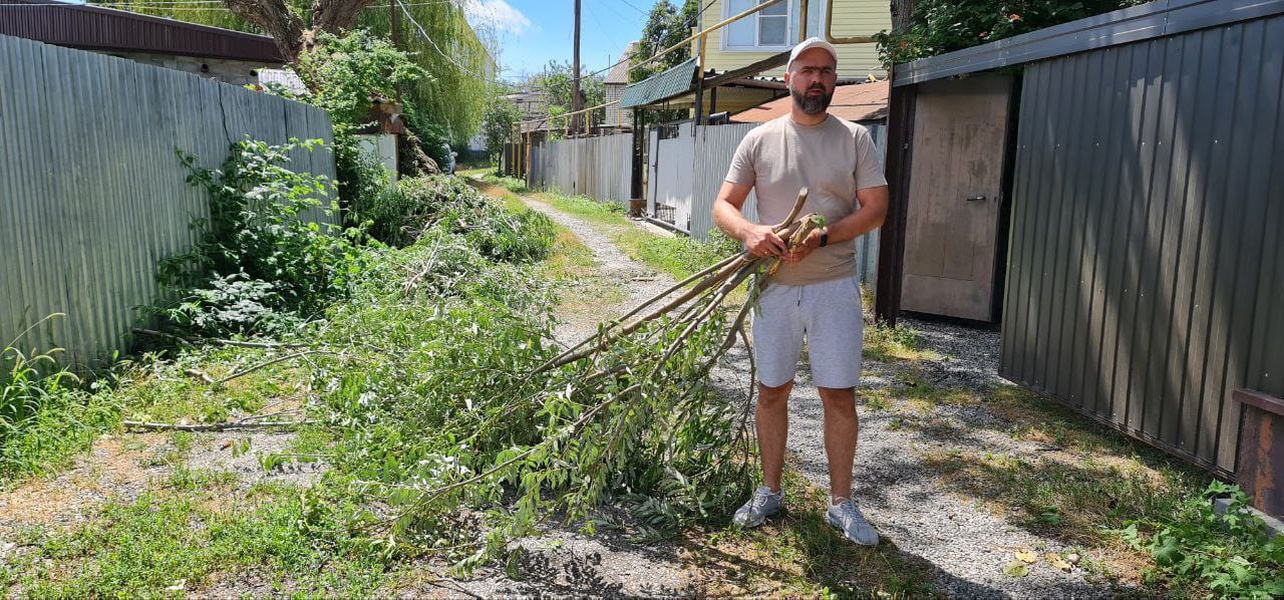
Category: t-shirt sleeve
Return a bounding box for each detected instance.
[854,128,888,190]
[725,132,757,186]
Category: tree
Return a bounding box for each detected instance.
[94,0,494,148]
[480,91,522,166]
[221,0,376,68]
[526,61,606,134]
[875,0,1149,66]
[629,0,700,83]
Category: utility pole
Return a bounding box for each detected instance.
[391,0,402,104]
[572,0,582,135]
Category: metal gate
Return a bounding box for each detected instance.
[648,122,695,232]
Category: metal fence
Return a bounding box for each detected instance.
[527,134,632,205]
[523,120,886,284]
[1000,13,1284,474]
[0,34,336,369]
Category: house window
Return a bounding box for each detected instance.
[722,0,824,51]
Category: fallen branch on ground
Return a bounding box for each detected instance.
[391,188,825,549]
[122,419,319,432]
[131,328,313,349]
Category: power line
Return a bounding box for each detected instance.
[613,0,647,16]
[397,0,504,84]
[585,2,621,58]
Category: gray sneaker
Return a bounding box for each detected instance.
[825,499,879,546]
[732,485,783,527]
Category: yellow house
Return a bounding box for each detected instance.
[700,0,889,80]
[619,0,888,117]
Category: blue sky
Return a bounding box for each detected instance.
[465,0,655,82]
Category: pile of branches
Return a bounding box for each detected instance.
[389,189,824,555]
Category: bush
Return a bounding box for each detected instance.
[354,175,555,261]
[155,139,369,337]
[875,0,1148,67]
[1119,481,1284,597]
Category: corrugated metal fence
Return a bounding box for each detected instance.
[528,134,632,205]
[0,34,336,369]
[529,121,885,284]
[1001,14,1284,473]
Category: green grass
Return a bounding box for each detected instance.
[453,166,492,179]
[480,173,529,194]
[1,344,123,483]
[536,191,742,282]
[8,482,389,596]
[688,466,937,597]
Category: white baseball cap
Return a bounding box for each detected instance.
[787,37,838,71]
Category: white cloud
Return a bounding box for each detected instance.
[464,0,534,35]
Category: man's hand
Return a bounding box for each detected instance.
[743,224,787,258]
[784,227,823,263]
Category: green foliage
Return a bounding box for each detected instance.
[634,230,743,281]
[481,173,530,194]
[874,0,1148,67]
[480,91,523,166]
[401,106,456,175]
[294,31,428,127]
[14,486,388,596]
[525,61,607,134]
[0,344,120,482]
[360,2,494,147]
[630,0,701,125]
[156,139,369,337]
[261,30,424,212]
[1117,481,1284,597]
[355,175,554,261]
[630,0,700,82]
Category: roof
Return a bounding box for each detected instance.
[0,0,283,63]
[892,0,1284,86]
[731,80,889,123]
[503,90,546,103]
[620,58,698,109]
[604,41,638,85]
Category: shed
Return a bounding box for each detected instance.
[875,0,1284,505]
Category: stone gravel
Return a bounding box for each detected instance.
[513,192,1133,597]
[733,317,1133,598]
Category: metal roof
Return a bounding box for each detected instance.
[892,0,1284,87]
[620,58,698,109]
[0,0,283,63]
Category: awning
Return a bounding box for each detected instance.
[619,58,698,109]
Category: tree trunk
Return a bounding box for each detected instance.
[891,0,914,32]
[223,0,377,67]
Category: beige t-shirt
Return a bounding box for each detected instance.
[725,114,887,285]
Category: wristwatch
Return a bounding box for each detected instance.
[819,227,829,248]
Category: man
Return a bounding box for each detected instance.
[712,37,889,545]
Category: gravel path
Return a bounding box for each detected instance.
[759,317,1131,598]
[504,192,1129,597]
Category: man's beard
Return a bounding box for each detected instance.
[791,83,834,115]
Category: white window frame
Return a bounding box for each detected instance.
[719,0,826,53]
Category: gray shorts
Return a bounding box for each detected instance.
[751,274,864,389]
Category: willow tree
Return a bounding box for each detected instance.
[92,0,494,148]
